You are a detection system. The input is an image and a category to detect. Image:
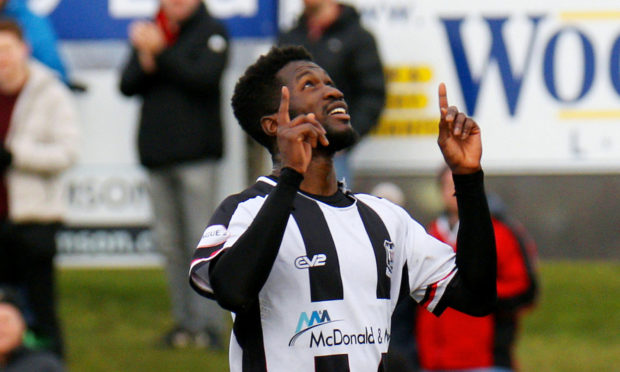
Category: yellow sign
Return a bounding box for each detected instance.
[372,117,439,136]
[385,93,428,109]
[384,65,433,83]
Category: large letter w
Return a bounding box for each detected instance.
[441,16,544,116]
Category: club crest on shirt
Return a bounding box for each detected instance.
[197,225,228,248]
[384,240,395,277]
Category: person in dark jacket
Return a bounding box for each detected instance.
[278,0,385,188]
[0,287,64,372]
[119,0,228,349]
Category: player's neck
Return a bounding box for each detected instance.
[272,156,338,196]
[299,156,339,196]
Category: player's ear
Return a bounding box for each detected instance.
[260,114,278,137]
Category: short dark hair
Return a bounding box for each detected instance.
[0,18,24,40]
[231,46,313,153]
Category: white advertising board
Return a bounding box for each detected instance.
[281,0,620,174]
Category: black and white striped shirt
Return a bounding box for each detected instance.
[190,170,458,372]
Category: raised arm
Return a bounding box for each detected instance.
[434,83,497,316]
[205,87,328,313]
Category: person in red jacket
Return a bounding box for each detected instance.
[415,166,538,372]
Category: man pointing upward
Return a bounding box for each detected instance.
[190,46,496,371]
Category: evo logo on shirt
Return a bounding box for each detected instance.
[294,254,327,269]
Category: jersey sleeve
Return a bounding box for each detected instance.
[404,217,458,314]
[189,197,256,298]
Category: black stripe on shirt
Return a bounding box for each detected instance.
[378,352,388,371]
[234,302,267,372]
[293,196,344,302]
[314,354,350,372]
[356,200,392,299]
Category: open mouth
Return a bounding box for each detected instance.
[329,107,347,115]
[327,104,350,121]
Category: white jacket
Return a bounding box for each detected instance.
[4,61,80,223]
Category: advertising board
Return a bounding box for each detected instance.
[281,0,620,174]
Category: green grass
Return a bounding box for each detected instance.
[58,268,228,371]
[516,261,620,372]
[58,261,619,371]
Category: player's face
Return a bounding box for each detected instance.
[276,60,358,152]
[0,304,25,355]
[160,0,201,23]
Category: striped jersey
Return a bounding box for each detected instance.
[190,176,457,372]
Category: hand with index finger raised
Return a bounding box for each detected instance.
[436,82,482,174]
[438,82,449,119]
[276,87,329,175]
[278,86,291,127]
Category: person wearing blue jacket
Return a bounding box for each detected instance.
[0,0,67,83]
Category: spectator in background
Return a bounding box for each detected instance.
[278,0,385,188]
[0,19,79,358]
[0,287,64,372]
[0,0,67,83]
[414,166,538,372]
[119,0,229,349]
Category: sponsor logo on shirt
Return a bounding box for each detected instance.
[308,326,390,348]
[288,309,391,348]
[289,310,340,346]
[294,254,327,269]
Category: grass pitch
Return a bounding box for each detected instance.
[58,261,619,371]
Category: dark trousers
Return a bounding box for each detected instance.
[388,296,419,372]
[0,221,64,357]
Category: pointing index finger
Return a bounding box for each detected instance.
[438,82,449,117]
[279,86,290,125]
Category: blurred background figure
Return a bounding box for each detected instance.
[0,286,64,372]
[119,0,229,350]
[371,182,405,206]
[0,18,79,358]
[278,0,385,189]
[0,0,67,83]
[414,166,538,372]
